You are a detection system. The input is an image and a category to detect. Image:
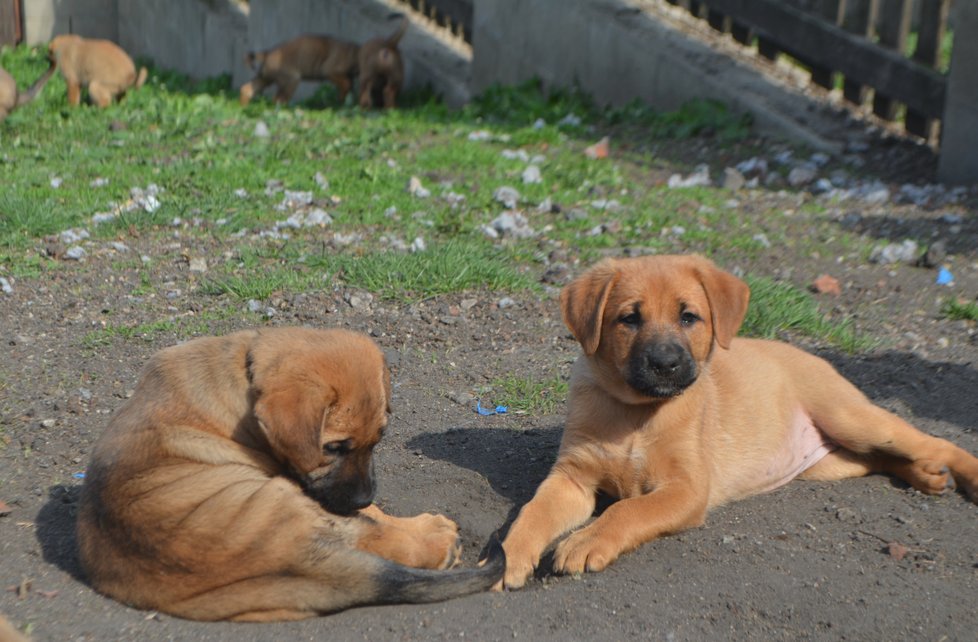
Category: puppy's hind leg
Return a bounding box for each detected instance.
[88,81,115,108]
[804,364,978,501]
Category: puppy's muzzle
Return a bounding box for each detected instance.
[304,458,376,516]
[626,340,698,399]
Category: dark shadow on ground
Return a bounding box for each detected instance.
[35,484,86,582]
[816,348,978,433]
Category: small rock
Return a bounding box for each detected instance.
[497,297,516,309]
[522,165,542,184]
[467,129,492,141]
[722,167,745,191]
[460,298,478,311]
[410,237,426,253]
[247,299,262,313]
[558,113,582,127]
[870,240,918,265]
[314,172,329,190]
[787,164,817,188]
[668,164,711,188]
[493,186,521,209]
[917,240,947,268]
[489,211,534,239]
[735,157,768,179]
[448,391,476,405]
[541,263,571,285]
[50,176,63,189]
[188,258,208,273]
[347,293,374,310]
[0,277,12,294]
[407,176,430,198]
[253,121,270,138]
[90,177,109,188]
[64,246,86,261]
[40,419,56,428]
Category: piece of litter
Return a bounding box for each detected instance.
[72,472,86,480]
[584,136,609,160]
[476,402,508,416]
[936,267,954,286]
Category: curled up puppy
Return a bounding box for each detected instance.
[77,327,503,621]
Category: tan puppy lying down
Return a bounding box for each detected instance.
[77,327,503,621]
[500,255,978,589]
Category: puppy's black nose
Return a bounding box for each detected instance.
[646,342,685,374]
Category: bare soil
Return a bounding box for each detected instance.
[2,128,978,641]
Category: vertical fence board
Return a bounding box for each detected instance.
[906,0,950,139]
[872,0,913,120]
[840,0,878,105]
[810,0,842,88]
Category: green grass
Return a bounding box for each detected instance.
[941,297,978,322]
[491,373,569,415]
[0,44,876,353]
[743,276,875,352]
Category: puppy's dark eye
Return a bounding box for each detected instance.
[618,311,641,326]
[680,311,701,327]
[323,440,350,455]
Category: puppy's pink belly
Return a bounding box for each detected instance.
[758,410,836,494]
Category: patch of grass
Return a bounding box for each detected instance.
[941,297,978,322]
[491,373,569,415]
[200,269,314,301]
[743,275,875,352]
[303,241,536,302]
[81,319,178,348]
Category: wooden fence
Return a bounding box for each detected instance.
[0,0,23,46]
[395,0,473,42]
[666,0,951,140]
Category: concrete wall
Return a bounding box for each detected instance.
[246,0,470,106]
[22,0,117,43]
[937,1,978,185]
[471,0,844,152]
[118,0,247,82]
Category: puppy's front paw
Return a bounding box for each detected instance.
[410,513,461,570]
[553,526,619,575]
[498,554,535,591]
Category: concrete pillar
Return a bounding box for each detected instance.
[22,0,118,44]
[937,1,978,185]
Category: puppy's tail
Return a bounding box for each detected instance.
[16,62,57,106]
[384,16,409,47]
[134,66,148,90]
[374,535,505,605]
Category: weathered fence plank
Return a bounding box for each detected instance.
[872,0,913,120]
[906,0,951,138]
[701,0,944,118]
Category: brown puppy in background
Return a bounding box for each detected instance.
[46,34,147,107]
[0,63,56,121]
[77,327,504,621]
[239,33,359,106]
[499,255,978,589]
[358,17,408,109]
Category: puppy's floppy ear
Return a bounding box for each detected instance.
[254,383,336,473]
[694,257,750,349]
[561,260,620,355]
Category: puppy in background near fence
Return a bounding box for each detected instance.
[45,34,147,107]
[357,17,408,109]
[77,327,504,621]
[239,33,360,106]
[498,254,978,590]
[0,63,56,121]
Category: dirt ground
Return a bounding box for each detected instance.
[3,118,978,641]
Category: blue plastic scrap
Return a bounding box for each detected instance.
[476,401,508,416]
[936,267,954,285]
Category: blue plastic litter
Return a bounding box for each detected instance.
[936,267,954,285]
[72,472,86,479]
[476,401,508,416]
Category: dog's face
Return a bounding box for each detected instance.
[250,329,392,516]
[561,255,750,403]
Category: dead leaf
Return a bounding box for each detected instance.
[36,589,60,598]
[0,500,11,517]
[811,274,841,296]
[584,136,610,160]
[887,541,909,561]
[17,578,31,599]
